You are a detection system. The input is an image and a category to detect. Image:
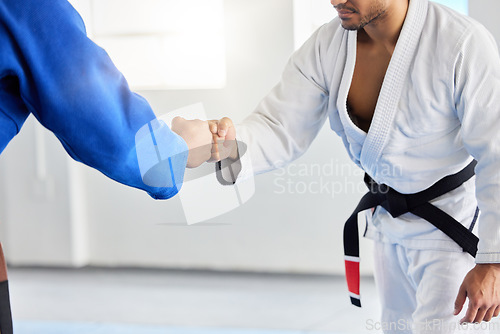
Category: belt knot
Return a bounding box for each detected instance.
[364,175,409,218]
[385,188,409,218]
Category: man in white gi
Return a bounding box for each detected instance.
[174,0,500,332]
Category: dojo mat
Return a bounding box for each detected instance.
[14,321,339,334]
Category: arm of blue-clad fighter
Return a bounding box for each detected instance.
[0,0,215,199]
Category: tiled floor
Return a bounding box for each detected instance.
[7,267,382,334]
[13,321,353,334]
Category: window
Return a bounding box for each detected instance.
[433,0,468,15]
[69,0,226,90]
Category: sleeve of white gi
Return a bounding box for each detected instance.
[218,27,331,184]
[454,23,500,263]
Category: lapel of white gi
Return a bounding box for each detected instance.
[360,0,429,178]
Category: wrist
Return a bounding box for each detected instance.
[477,263,500,270]
[228,141,239,161]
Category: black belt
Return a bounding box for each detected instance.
[343,160,479,307]
[0,280,13,334]
[0,243,12,334]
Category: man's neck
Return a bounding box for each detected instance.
[360,0,409,55]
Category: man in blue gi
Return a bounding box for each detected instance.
[0,1,215,332]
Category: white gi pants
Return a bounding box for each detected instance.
[373,241,493,334]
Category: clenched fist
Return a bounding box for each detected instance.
[171,117,213,168]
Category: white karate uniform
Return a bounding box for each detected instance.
[222,0,500,332]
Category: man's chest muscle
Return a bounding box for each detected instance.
[347,47,391,133]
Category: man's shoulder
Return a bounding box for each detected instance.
[426,2,485,43]
[312,16,342,41]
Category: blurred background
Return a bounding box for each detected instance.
[0,0,497,333]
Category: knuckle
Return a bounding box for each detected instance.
[483,303,494,309]
[470,300,481,309]
[479,299,494,308]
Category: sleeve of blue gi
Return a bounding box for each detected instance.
[0,0,188,200]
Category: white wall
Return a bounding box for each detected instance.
[0,120,89,266]
[469,0,500,48]
[4,0,496,275]
[0,0,372,275]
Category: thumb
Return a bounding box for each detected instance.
[217,117,234,137]
[208,120,219,134]
[454,284,467,316]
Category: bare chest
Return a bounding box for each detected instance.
[347,45,392,133]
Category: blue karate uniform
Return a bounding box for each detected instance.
[0,0,188,199]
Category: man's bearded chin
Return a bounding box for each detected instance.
[340,20,364,31]
[340,9,387,31]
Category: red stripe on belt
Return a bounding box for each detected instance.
[345,258,360,296]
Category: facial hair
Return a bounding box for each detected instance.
[338,1,388,31]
